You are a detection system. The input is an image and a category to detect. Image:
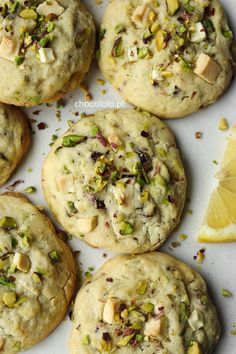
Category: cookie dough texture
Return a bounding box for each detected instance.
[99,0,234,118]
[0,103,30,186]
[42,109,186,253]
[69,252,220,354]
[0,193,76,353]
[0,0,95,106]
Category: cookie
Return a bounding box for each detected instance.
[98,0,234,118]
[0,192,76,353]
[42,109,186,253]
[69,252,220,354]
[0,0,95,106]
[0,103,30,186]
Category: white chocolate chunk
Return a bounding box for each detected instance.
[194,53,221,84]
[0,36,21,61]
[103,298,120,324]
[36,0,65,17]
[144,316,165,337]
[188,310,204,331]
[13,17,36,34]
[57,175,74,193]
[151,66,164,82]
[77,216,98,234]
[131,5,150,28]
[39,47,55,63]
[127,47,138,62]
[190,22,206,43]
[13,252,30,273]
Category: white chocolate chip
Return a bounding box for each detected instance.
[38,47,55,63]
[151,66,164,82]
[13,252,30,273]
[188,310,204,331]
[103,298,120,324]
[190,22,206,43]
[131,5,150,28]
[144,316,166,337]
[194,53,221,84]
[36,0,65,17]
[77,216,98,234]
[57,175,74,193]
[0,36,21,62]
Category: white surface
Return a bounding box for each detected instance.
[1,0,236,353]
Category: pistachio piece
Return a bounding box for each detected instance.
[36,0,65,17]
[0,36,21,62]
[194,53,221,84]
[13,252,30,273]
[62,135,87,147]
[156,29,167,51]
[166,0,179,16]
[3,291,16,308]
[218,118,228,131]
[0,276,16,289]
[0,217,17,230]
[38,47,55,64]
[120,222,134,235]
[103,298,120,324]
[81,335,90,345]
[117,333,135,347]
[140,302,154,313]
[111,37,124,57]
[77,216,98,234]
[187,341,203,354]
[131,5,149,28]
[108,135,122,148]
[19,8,37,20]
[130,310,145,321]
[48,250,61,263]
[136,280,148,295]
[75,29,87,48]
[144,316,166,337]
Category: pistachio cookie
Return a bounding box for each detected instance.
[0,0,95,106]
[42,109,186,253]
[0,193,76,353]
[98,0,234,118]
[69,252,220,354]
[0,103,30,186]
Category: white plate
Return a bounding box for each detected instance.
[1,0,236,353]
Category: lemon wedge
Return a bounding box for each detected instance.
[198,126,236,242]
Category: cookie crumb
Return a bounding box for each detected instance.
[195,131,202,139]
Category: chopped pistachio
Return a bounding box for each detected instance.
[115,24,126,34]
[130,310,146,321]
[179,233,188,241]
[218,118,228,131]
[117,333,135,347]
[14,296,27,307]
[155,175,166,187]
[0,276,16,289]
[20,8,37,20]
[166,0,179,15]
[187,341,202,354]
[222,30,233,39]
[75,29,87,48]
[48,250,61,263]
[111,37,124,57]
[3,291,16,308]
[138,47,150,59]
[156,29,167,51]
[0,217,17,230]
[120,222,134,235]
[67,201,77,213]
[62,135,87,147]
[140,302,154,313]
[8,263,17,274]
[32,273,42,283]
[221,288,232,297]
[82,335,90,345]
[130,321,143,330]
[136,280,148,295]
[136,334,144,342]
[15,56,25,66]
[24,186,37,194]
